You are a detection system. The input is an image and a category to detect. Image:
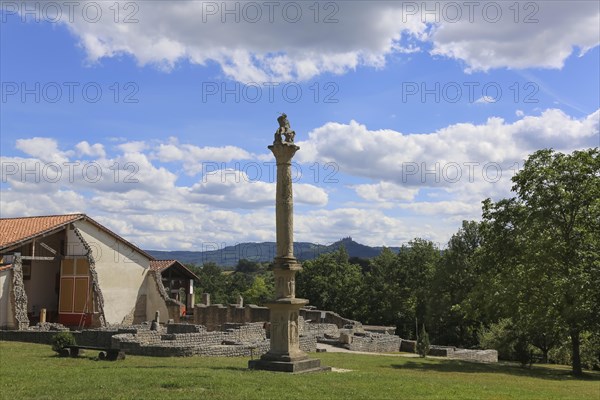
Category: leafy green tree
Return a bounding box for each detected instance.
[194,262,229,304]
[363,247,408,327]
[416,325,430,358]
[349,256,372,274]
[235,259,263,274]
[479,148,600,375]
[242,275,274,305]
[478,318,516,361]
[428,221,483,347]
[400,239,440,339]
[296,246,366,320]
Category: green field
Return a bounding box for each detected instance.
[1,341,598,400]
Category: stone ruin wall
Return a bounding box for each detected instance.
[10,256,30,330]
[111,322,316,357]
[346,333,402,353]
[0,297,497,363]
[429,345,498,363]
[193,302,360,332]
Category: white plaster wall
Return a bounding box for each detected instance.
[144,274,169,322]
[0,269,15,328]
[65,228,87,257]
[71,220,151,325]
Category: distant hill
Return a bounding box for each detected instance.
[146,237,399,267]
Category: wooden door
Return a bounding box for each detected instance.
[58,258,93,326]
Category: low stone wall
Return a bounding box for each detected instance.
[0,330,58,344]
[222,323,267,342]
[428,345,453,357]
[363,325,396,335]
[400,339,417,353]
[427,345,498,362]
[449,349,498,363]
[300,309,362,329]
[302,322,339,338]
[110,322,316,357]
[193,303,362,332]
[166,323,205,334]
[193,304,269,331]
[76,329,119,348]
[346,333,401,353]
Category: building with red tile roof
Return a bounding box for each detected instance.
[0,214,183,329]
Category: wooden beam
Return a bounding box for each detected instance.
[21,256,55,261]
[40,242,57,255]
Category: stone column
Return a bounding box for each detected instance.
[202,293,211,306]
[248,139,327,373]
[271,142,297,262]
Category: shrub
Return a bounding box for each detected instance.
[416,325,430,358]
[51,331,76,354]
[513,336,534,367]
[478,319,515,360]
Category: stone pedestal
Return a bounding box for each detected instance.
[248,139,328,373]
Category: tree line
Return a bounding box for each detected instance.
[188,148,599,376]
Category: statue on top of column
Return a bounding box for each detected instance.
[274,113,296,144]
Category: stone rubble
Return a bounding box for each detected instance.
[0,307,497,363]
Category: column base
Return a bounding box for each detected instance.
[248,357,330,373]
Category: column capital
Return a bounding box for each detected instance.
[269,142,300,164]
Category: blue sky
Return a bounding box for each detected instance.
[1,1,599,251]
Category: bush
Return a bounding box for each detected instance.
[416,325,430,358]
[478,319,515,360]
[513,336,534,367]
[51,331,76,354]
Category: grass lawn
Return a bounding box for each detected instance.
[1,341,598,399]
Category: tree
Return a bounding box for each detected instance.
[235,259,263,274]
[479,148,600,375]
[194,262,229,304]
[296,246,366,320]
[428,221,483,347]
[363,247,409,327]
[416,325,430,358]
[400,239,440,339]
[242,275,274,306]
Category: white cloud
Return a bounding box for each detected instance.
[154,143,251,164]
[153,144,184,163]
[475,96,497,104]
[295,207,444,247]
[2,141,179,195]
[297,108,599,208]
[153,141,253,176]
[12,1,595,81]
[15,137,69,163]
[298,108,598,184]
[397,201,480,217]
[352,181,418,202]
[45,1,426,82]
[75,141,106,158]
[430,1,600,72]
[0,189,85,216]
[188,169,327,208]
[117,141,148,154]
[2,108,597,250]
